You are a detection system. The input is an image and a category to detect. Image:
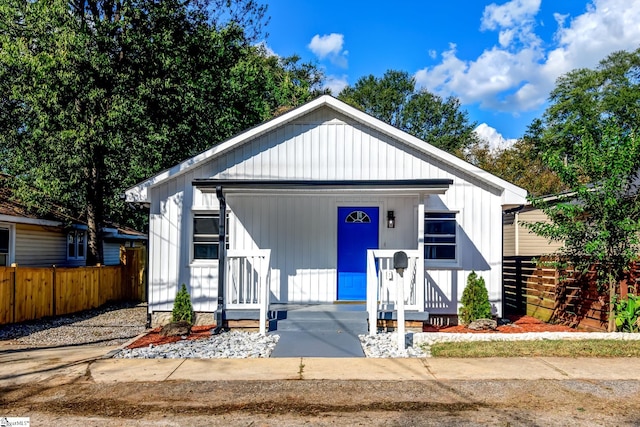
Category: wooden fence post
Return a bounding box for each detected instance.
[12,264,16,324]
[52,266,56,316]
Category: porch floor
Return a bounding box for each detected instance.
[268,304,367,358]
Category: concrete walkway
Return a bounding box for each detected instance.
[269,304,368,358]
[2,343,640,387]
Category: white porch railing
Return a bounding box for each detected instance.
[366,249,424,336]
[225,249,271,335]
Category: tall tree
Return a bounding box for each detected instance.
[527,49,640,331]
[338,70,478,153]
[527,125,640,331]
[0,0,321,264]
[539,48,640,159]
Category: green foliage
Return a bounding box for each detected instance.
[338,70,479,154]
[538,48,640,163]
[0,0,322,264]
[615,294,640,333]
[464,137,566,197]
[172,284,194,324]
[527,49,640,331]
[527,126,640,292]
[458,272,492,325]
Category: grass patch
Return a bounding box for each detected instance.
[429,339,640,358]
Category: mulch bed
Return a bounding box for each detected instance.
[128,315,578,349]
[422,315,578,334]
[127,325,217,349]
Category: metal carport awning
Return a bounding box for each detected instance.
[192,178,453,194]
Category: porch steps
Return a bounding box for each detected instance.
[377,310,430,321]
[225,309,260,320]
[269,304,368,358]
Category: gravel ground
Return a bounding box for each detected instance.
[0,301,148,347]
[115,330,280,359]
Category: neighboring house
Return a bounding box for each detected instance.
[503,174,640,258]
[126,95,527,326]
[503,203,564,257]
[0,175,145,267]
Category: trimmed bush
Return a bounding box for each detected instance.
[172,283,194,324]
[459,271,492,325]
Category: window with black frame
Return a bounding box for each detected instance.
[424,212,457,261]
[193,213,229,261]
[0,227,9,266]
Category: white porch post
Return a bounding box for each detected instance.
[259,252,269,336]
[417,198,425,311]
[366,249,378,336]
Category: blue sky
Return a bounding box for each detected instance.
[263,0,640,149]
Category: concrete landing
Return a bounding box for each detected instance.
[269,304,367,358]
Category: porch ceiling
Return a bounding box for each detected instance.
[192,179,452,195]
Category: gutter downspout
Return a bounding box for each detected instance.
[213,185,227,334]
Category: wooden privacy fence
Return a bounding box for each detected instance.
[0,247,146,325]
[503,256,640,331]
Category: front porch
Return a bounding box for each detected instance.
[194,179,448,335]
[221,248,430,335]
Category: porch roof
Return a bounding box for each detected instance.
[192,179,453,194]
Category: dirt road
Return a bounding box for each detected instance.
[2,378,640,426]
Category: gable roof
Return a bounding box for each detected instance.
[125,95,527,206]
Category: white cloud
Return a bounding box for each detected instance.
[481,0,541,31]
[474,123,518,151]
[308,33,349,68]
[546,0,640,71]
[323,75,349,95]
[415,0,640,115]
[308,33,343,58]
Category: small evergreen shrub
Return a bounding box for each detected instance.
[172,283,194,324]
[459,271,492,325]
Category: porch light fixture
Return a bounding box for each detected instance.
[387,210,395,228]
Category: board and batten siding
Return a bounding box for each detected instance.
[148,105,507,316]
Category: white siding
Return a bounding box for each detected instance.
[148,190,421,309]
[147,105,510,316]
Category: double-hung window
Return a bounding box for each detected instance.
[193,213,229,261]
[67,230,86,261]
[424,212,457,262]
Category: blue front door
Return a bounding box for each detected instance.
[337,207,379,300]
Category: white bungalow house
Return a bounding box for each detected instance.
[125,95,527,329]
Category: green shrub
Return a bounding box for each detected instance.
[614,293,640,332]
[459,271,492,325]
[172,284,194,324]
